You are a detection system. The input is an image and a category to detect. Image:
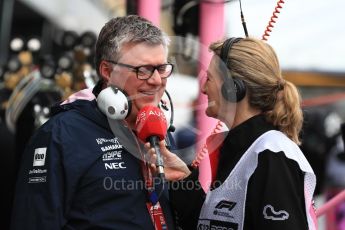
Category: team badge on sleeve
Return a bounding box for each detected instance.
[33,147,47,166]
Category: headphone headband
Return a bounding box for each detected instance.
[220,37,242,67]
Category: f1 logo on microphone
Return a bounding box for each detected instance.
[33,148,47,167]
[215,200,237,211]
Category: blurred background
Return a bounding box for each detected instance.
[1,0,344,229]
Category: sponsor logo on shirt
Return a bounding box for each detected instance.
[29,169,47,174]
[33,147,47,167]
[104,162,126,170]
[263,204,289,221]
[101,144,123,152]
[198,219,239,230]
[96,137,122,146]
[215,200,237,211]
[28,168,47,183]
[96,137,126,170]
[213,200,236,218]
[28,176,46,183]
[102,151,122,161]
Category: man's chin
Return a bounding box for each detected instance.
[138,97,160,106]
[136,101,160,112]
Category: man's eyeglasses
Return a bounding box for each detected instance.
[105,60,174,80]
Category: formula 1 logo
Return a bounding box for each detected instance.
[33,147,47,167]
[215,200,237,211]
[213,200,237,218]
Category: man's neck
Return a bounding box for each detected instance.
[125,115,136,130]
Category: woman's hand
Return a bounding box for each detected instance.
[145,141,191,181]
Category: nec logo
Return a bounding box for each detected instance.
[215,200,237,211]
[104,162,126,170]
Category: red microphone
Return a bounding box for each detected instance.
[135,105,167,178]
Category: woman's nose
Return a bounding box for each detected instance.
[201,80,207,95]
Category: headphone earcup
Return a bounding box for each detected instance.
[97,85,131,120]
[234,78,246,102]
[221,78,246,102]
[219,37,246,103]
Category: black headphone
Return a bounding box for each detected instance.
[95,82,175,132]
[219,37,246,102]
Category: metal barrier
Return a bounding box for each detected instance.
[317,189,345,217]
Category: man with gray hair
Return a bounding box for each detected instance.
[11,15,176,229]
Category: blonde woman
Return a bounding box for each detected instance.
[149,37,317,230]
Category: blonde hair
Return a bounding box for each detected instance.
[210,37,303,144]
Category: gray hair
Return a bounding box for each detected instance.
[95,15,170,76]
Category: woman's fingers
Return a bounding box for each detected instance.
[144,140,191,180]
[149,163,157,174]
[146,147,157,164]
[159,140,166,148]
[144,142,151,150]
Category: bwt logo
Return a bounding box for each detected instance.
[33,148,47,167]
[215,200,237,211]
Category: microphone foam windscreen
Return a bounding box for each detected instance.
[135,105,167,142]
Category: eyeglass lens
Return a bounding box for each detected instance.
[137,64,173,79]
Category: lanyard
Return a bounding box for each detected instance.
[130,127,168,230]
[142,161,168,230]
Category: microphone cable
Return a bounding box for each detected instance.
[239,0,249,37]
[163,90,175,133]
[262,0,286,41]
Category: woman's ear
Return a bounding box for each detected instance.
[99,60,112,82]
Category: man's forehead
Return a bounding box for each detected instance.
[118,43,167,63]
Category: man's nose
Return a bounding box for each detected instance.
[147,69,162,85]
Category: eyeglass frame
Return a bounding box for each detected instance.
[104,59,174,80]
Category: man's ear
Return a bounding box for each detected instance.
[99,60,112,82]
